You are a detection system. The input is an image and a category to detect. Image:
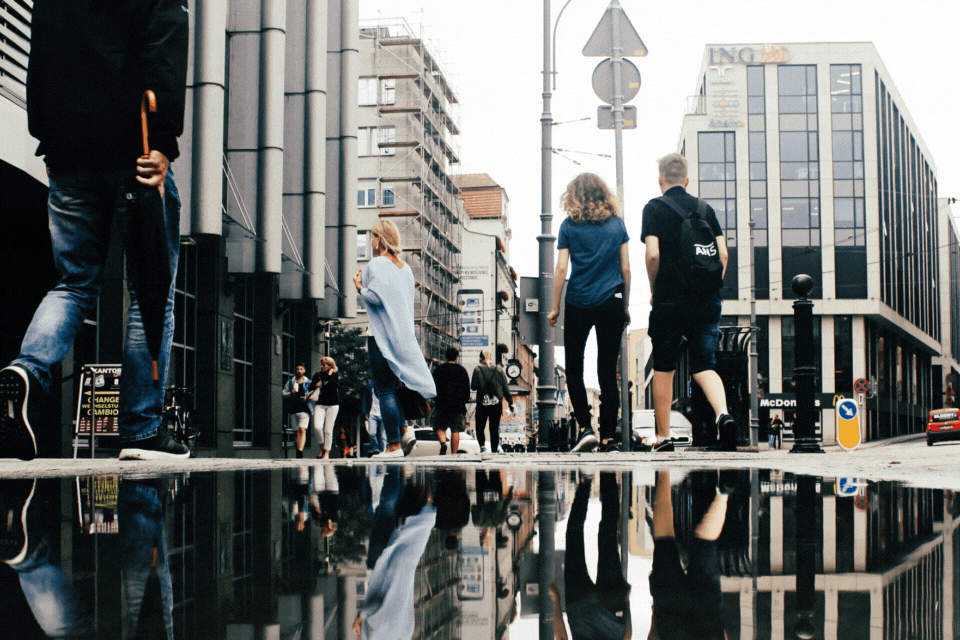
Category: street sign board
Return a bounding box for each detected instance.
[836,398,861,450]
[583,2,648,57]
[591,58,641,104]
[854,378,869,394]
[835,477,863,496]
[598,105,637,129]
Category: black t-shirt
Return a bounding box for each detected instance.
[311,370,340,406]
[640,186,723,302]
[432,362,471,413]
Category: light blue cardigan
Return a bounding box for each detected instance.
[360,256,437,399]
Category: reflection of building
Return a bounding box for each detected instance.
[356,20,465,364]
[678,43,960,444]
[627,328,650,414]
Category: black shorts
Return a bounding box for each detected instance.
[434,408,466,433]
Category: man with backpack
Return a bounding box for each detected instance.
[641,153,735,452]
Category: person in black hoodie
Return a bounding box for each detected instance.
[0,0,190,461]
[432,347,471,454]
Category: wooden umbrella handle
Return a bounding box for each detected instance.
[140,90,156,157]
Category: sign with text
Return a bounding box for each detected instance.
[75,365,122,436]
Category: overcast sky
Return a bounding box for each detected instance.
[360,0,960,383]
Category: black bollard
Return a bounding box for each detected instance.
[792,474,819,639]
[790,275,824,453]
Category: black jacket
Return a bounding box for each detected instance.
[432,362,471,414]
[27,0,189,169]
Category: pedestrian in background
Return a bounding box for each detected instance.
[0,0,190,461]
[353,220,436,458]
[642,153,731,452]
[283,363,313,458]
[547,173,631,453]
[310,357,340,459]
[769,414,784,450]
[471,349,512,454]
[432,347,471,454]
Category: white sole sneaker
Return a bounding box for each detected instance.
[372,448,405,459]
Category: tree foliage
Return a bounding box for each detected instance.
[326,324,371,406]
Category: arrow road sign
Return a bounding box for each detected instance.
[583,1,648,57]
[836,398,861,450]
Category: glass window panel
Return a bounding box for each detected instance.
[782,229,810,246]
[851,66,862,94]
[808,114,819,129]
[853,162,864,179]
[812,228,820,245]
[854,198,865,225]
[699,182,725,199]
[750,163,767,180]
[357,231,368,258]
[833,131,853,160]
[853,131,863,160]
[854,228,865,245]
[750,132,766,159]
[831,65,850,95]
[779,96,806,114]
[699,163,727,180]
[781,181,810,198]
[854,180,864,197]
[833,162,853,179]
[357,189,365,206]
[698,133,725,163]
[834,180,854,197]
[810,179,819,193]
[707,199,725,218]
[380,79,396,105]
[806,96,818,113]
[779,66,807,96]
[358,78,377,105]
[725,133,735,160]
[832,113,852,129]
[752,199,768,226]
[780,132,809,161]
[725,163,736,180]
[835,198,855,226]
[382,188,395,206]
[358,128,370,156]
[851,96,862,113]
[751,181,767,198]
[808,132,819,160]
[808,164,820,180]
[782,198,810,227]
[749,97,765,114]
[779,113,807,131]
[806,67,817,92]
[835,228,856,246]
[832,95,852,113]
[781,162,810,180]
[747,66,765,95]
[811,198,820,218]
[756,229,768,246]
[852,113,863,129]
[726,182,737,198]
[749,114,766,130]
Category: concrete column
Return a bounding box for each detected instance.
[257,0,286,273]
[304,0,327,299]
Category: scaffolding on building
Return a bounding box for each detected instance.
[361,19,465,363]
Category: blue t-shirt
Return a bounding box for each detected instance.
[557,215,629,308]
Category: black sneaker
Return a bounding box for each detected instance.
[119,428,190,460]
[717,413,737,452]
[0,366,37,461]
[602,441,621,453]
[638,439,675,452]
[571,430,599,452]
[0,479,35,564]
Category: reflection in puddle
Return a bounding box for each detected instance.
[0,467,952,639]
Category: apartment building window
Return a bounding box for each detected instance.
[698,131,737,297]
[171,243,198,410]
[280,306,296,448]
[381,79,396,105]
[378,126,395,156]
[358,77,377,105]
[358,187,376,207]
[779,65,820,248]
[359,127,396,157]
[357,231,368,259]
[382,188,395,206]
[832,64,867,299]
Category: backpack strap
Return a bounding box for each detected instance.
[656,195,692,220]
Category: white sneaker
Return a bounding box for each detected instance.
[373,448,404,459]
[400,430,417,455]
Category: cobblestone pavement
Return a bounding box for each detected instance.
[3,433,959,488]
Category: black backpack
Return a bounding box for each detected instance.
[656,196,724,294]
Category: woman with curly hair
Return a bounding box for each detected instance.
[547,173,630,453]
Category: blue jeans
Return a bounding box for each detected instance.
[13,168,181,443]
[367,337,406,445]
[12,536,96,639]
[368,415,387,453]
[119,480,174,640]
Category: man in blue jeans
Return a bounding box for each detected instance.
[641,153,734,452]
[0,0,190,460]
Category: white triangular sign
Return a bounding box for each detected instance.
[583,2,647,57]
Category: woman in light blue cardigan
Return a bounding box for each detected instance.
[353,220,436,457]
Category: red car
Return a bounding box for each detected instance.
[927,408,960,446]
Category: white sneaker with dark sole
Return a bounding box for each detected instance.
[0,366,37,461]
[400,430,417,456]
[119,429,190,460]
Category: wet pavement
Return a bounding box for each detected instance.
[2,440,960,639]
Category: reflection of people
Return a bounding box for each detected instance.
[649,470,728,640]
[361,381,386,456]
[547,174,631,454]
[433,469,470,550]
[641,153,731,453]
[550,473,632,640]
[2,479,96,639]
[0,0,190,461]
[353,220,437,459]
[471,350,513,453]
[472,470,512,530]
[310,357,340,459]
[432,347,471,455]
[284,363,313,458]
[354,482,435,640]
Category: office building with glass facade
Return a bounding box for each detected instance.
[679,42,960,444]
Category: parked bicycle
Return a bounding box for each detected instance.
[164,386,199,453]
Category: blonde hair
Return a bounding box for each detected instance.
[320,356,338,373]
[560,173,619,223]
[657,153,688,184]
[371,220,401,256]
[479,349,494,367]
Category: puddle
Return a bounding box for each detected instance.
[0,466,952,639]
